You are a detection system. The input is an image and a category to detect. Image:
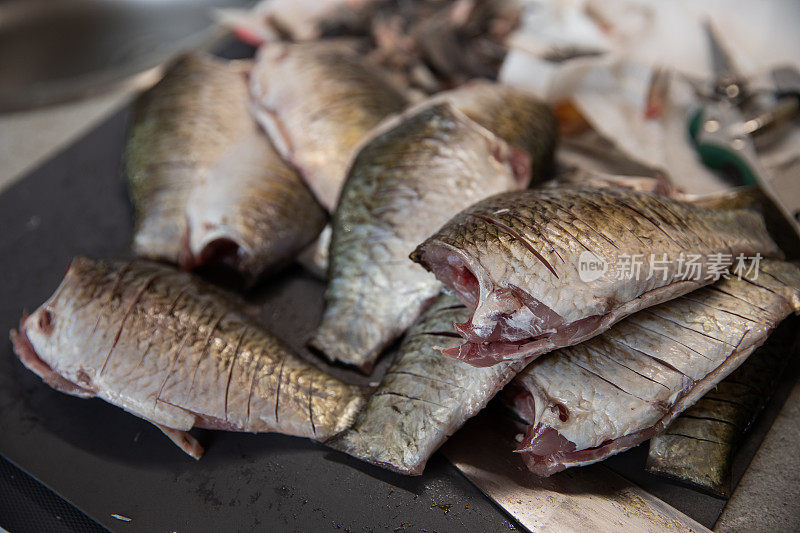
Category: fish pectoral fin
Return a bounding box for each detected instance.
[153,423,204,460]
[139,402,204,459]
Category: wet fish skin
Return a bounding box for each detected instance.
[438,80,557,181]
[250,41,409,211]
[309,103,531,371]
[688,186,800,260]
[183,131,327,285]
[412,186,782,366]
[126,53,253,264]
[505,260,800,476]
[10,258,364,459]
[645,320,798,497]
[328,294,529,474]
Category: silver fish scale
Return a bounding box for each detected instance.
[436,80,557,180]
[250,42,409,212]
[329,293,529,474]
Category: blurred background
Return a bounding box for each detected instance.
[1,0,798,198]
[0,0,257,188]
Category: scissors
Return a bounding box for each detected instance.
[688,20,800,237]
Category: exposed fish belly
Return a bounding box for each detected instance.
[126,53,253,264]
[10,258,364,459]
[328,294,529,474]
[505,260,800,476]
[309,103,531,372]
[412,186,782,366]
[250,41,409,211]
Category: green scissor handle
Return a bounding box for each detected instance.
[689,109,758,185]
[687,109,705,141]
[688,108,760,186]
[696,143,760,186]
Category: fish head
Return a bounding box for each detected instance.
[11,257,100,398]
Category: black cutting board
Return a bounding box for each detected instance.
[2,99,798,533]
[0,109,523,532]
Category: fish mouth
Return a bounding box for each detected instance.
[412,242,602,366]
[10,315,95,399]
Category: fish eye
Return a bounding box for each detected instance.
[38,308,54,334]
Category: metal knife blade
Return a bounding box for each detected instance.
[443,413,710,533]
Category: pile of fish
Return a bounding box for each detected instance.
[503,260,800,475]
[9,19,800,499]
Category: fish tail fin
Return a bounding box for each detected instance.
[325,421,425,476]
